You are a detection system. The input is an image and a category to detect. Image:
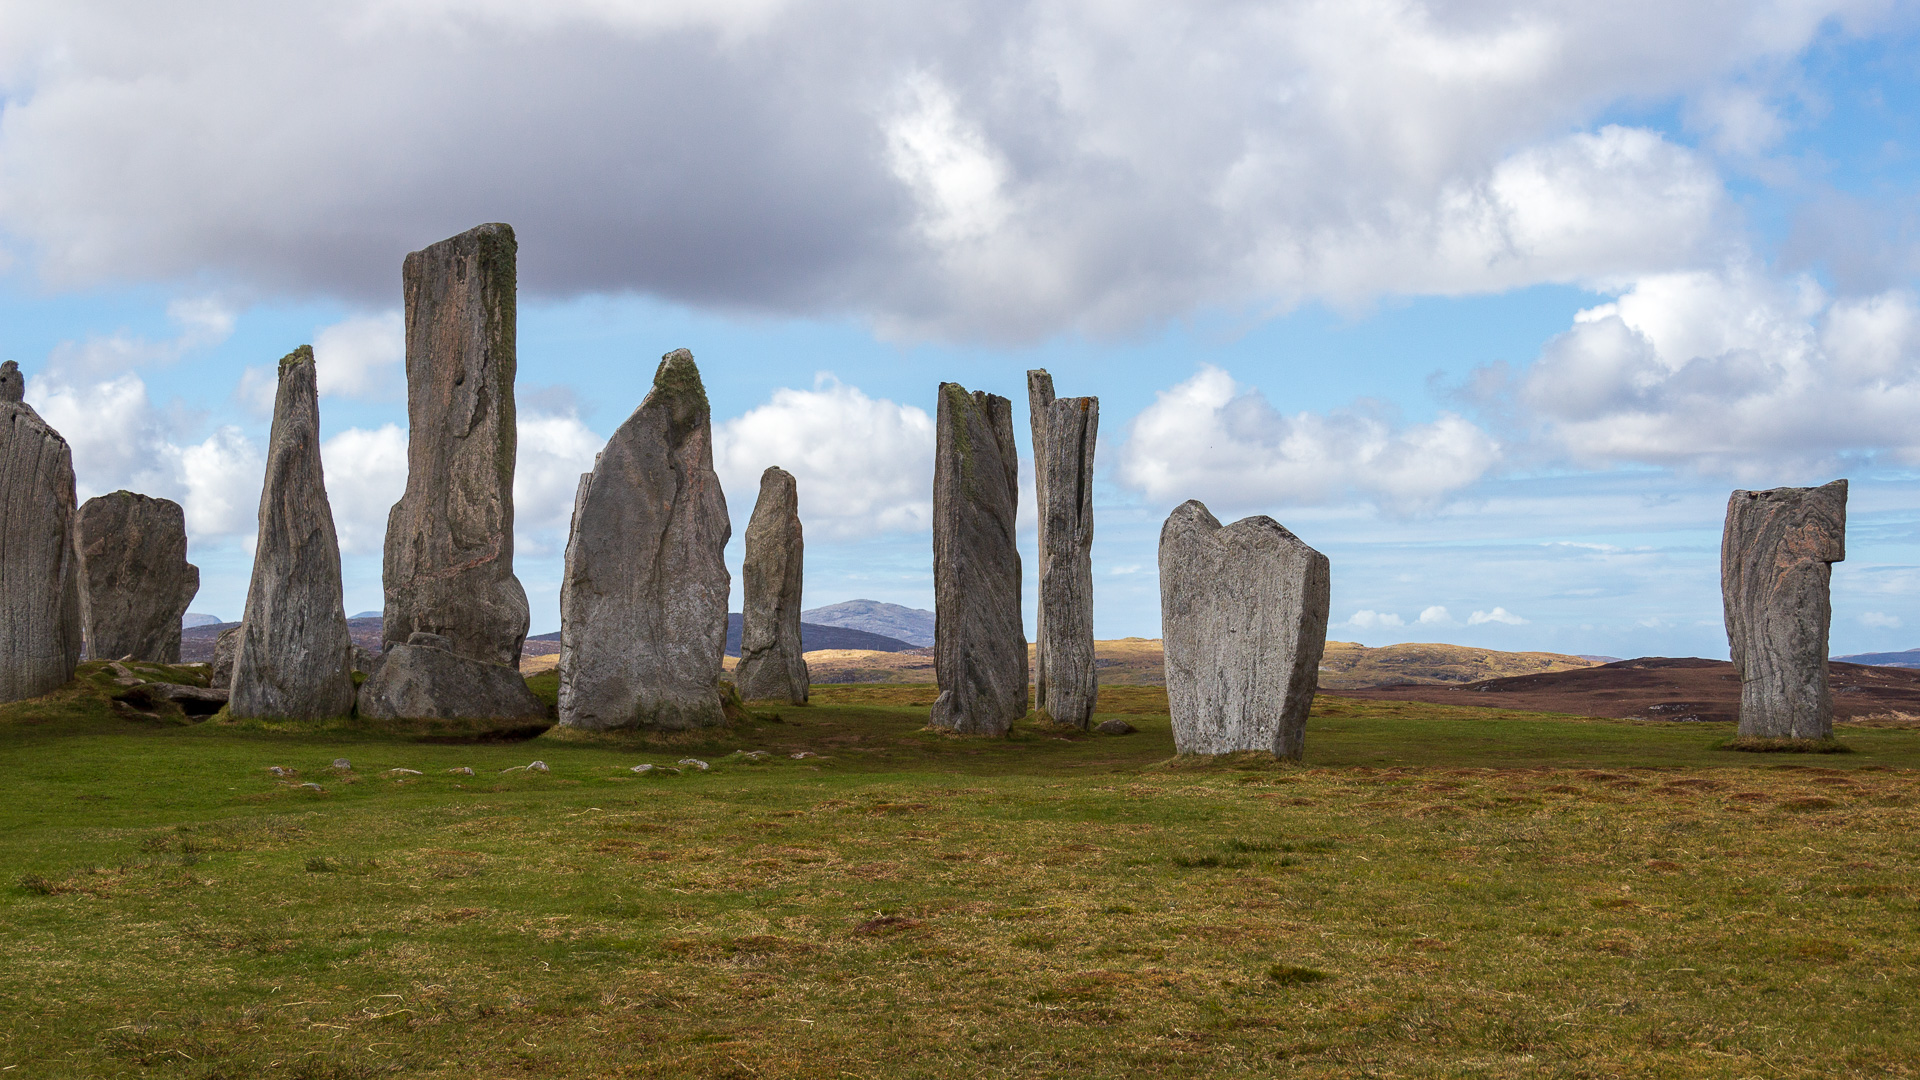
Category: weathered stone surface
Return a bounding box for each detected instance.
[210,625,241,689]
[1722,480,1848,740]
[75,491,199,663]
[356,632,546,722]
[737,467,808,704]
[0,359,83,702]
[558,350,732,730]
[930,383,1026,735]
[1027,370,1099,729]
[229,348,358,720]
[1095,718,1135,735]
[382,223,530,667]
[1159,500,1330,759]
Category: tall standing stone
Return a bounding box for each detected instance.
[230,348,357,720]
[558,350,732,730]
[75,491,199,663]
[1027,370,1098,729]
[930,382,1026,735]
[1159,500,1329,759]
[1722,480,1847,740]
[382,222,529,668]
[0,360,82,702]
[737,466,808,704]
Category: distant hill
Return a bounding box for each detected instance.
[801,599,934,647]
[522,616,916,659]
[181,613,224,628]
[1833,649,1920,669]
[180,616,389,662]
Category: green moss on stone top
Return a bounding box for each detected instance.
[279,344,315,372]
[653,349,711,413]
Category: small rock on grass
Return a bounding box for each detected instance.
[631,763,655,773]
[267,766,296,777]
[446,767,474,776]
[388,768,423,776]
[331,758,352,771]
[300,782,325,792]
[678,758,709,771]
[790,751,816,759]
[1095,719,1136,735]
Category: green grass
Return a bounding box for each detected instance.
[1,668,1918,1076]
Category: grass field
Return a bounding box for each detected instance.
[3,666,1918,1077]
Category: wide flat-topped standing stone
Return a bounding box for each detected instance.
[230,348,358,720]
[1159,500,1329,759]
[1027,370,1098,729]
[930,382,1026,735]
[357,631,547,722]
[382,222,530,668]
[0,360,83,702]
[75,491,199,663]
[558,349,732,730]
[737,466,808,704]
[1723,480,1847,740]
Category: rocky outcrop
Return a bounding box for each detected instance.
[1723,480,1848,740]
[210,625,241,689]
[558,349,732,730]
[229,348,358,720]
[381,222,530,668]
[357,631,547,722]
[1159,500,1329,759]
[1027,369,1098,728]
[930,382,1026,735]
[75,491,199,663]
[0,360,83,702]
[737,467,808,703]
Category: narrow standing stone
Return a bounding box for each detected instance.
[737,466,808,704]
[1722,480,1847,740]
[930,382,1026,735]
[1159,500,1329,759]
[382,222,530,668]
[558,350,732,730]
[0,360,82,702]
[75,491,199,663]
[1027,370,1098,728]
[230,348,357,719]
[211,624,241,689]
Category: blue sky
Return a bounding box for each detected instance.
[3,1,1918,659]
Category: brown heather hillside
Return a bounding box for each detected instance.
[547,637,1595,688]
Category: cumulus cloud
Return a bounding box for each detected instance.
[713,376,934,538]
[1118,366,1500,512]
[1861,612,1903,630]
[1418,605,1456,625]
[313,311,404,399]
[1512,266,1920,479]
[0,1,1885,339]
[1346,610,1405,629]
[514,410,608,553]
[1468,606,1529,625]
[319,424,409,555]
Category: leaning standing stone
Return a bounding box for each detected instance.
[381,223,530,668]
[1159,500,1329,759]
[229,348,358,720]
[210,624,241,689]
[930,382,1027,735]
[1723,480,1847,740]
[0,360,83,702]
[75,491,199,663]
[737,466,809,704]
[1027,370,1098,728]
[558,349,732,730]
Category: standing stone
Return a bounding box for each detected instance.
[737,467,808,704]
[1159,500,1329,759]
[230,348,357,720]
[930,383,1026,735]
[1027,370,1098,729]
[381,222,530,668]
[210,625,241,689]
[1722,480,1847,740]
[558,350,731,730]
[0,360,83,702]
[75,491,199,663]
[357,631,547,723]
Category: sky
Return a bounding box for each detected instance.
[3,0,1920,659]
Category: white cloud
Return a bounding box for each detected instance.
[1417,605,1456,625]
[313,311,404,400]
[1346,610,1405,629]
[1515,267,1920,478]
[515,410,607,552]
[1468,606,1529,625]
[0,2,1888,340]
[318,424,409,555]
[41,295,237,380]
[713,376,934,538]
[1861,612,1903,630]
[1117,365,1500,512]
